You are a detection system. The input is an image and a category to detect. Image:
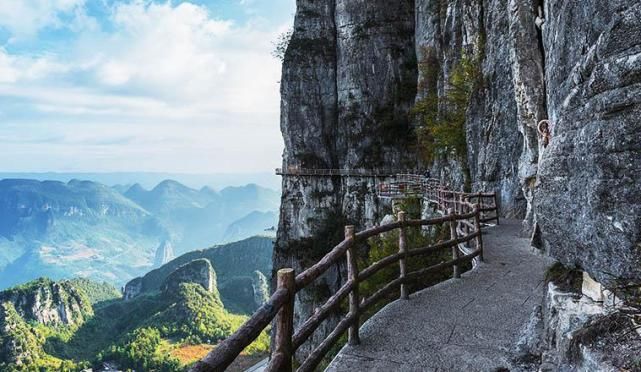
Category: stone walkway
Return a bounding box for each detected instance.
[327,219,554,371]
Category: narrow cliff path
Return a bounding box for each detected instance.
[327,219,554,371]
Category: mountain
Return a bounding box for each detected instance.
[0,278,93,327]
[0,172,282,191]
[0,179,280,290]
[0,179,165,289]
[0,239,272,371]
[223,211,278,243]
[154,240,175,268]
[124,181,280,255]
[124,236,273,313]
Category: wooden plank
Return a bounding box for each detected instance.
[358,252,403,282]
[448,209,461,279]
[361,277,403,311]
[405,251,480,282]
[474,205,484,262]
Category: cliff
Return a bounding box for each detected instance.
[0,278,92,327]
[277,0,641,360]
[161,258,216,295]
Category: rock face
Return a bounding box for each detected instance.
[0,278,92,327]
[533,1,641,288]
[251,270,269,308]
[277,0,418,356]
[278,0,641,359]
[123,277,143,301]
[218,271,269,314]
[161,259,216,295]
[513,268,641,371]
[154,240,174,268]
[125,236,272,296]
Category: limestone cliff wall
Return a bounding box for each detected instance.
[534,1,641,288]
[276,0,418,356]
[276,0,641,358]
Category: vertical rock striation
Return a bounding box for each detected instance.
[277,0,641,357]
[276,0,418,357]
[534,1,641,288]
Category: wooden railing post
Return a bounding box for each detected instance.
[345,225,360,346]
[398,211,409,300]
[273,268,295,372]
[474,204,484,262]
[448,208,461,279]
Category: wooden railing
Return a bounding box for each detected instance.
[190,186,498,372]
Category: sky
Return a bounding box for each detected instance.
[0,0,295,174]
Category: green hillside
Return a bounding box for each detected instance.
[0,273,269,371]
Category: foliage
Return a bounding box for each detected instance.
[0,277,94,326]
[102,327,181,372]
[413,47,481,173]
[147,283,269,354]
[272,29,293,61]
[1,277,270,371]
[0,302,88,371]
[360,215,453,318]
[67,278,121,304]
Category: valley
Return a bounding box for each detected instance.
[0,179,280,289]
[0,236,273,371]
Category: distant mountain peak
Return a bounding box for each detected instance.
[153,179,192,192]
[125,183,146,194]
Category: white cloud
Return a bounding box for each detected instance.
[0,49,19,83]
[0,0,94,38]
[4,1,287,116]
[0,48,70,83]
[0,0,294,173]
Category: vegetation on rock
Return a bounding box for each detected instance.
[413,47,481,187]
[0,267,269,370]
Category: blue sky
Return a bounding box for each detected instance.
[0,0,295,173]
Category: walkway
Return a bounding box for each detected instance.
[275,168,424,177]
[327,219,554,371]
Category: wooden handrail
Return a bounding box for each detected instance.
[190,184,496,372]
[191,287,290,371]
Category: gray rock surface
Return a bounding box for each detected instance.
[154,240,174,268]
[276,0,418,357]
[161,258,216,295]
[513,279,641,372]
[251,270,269,309]
[277,0,641,359]
[123,277,142,301]
[0,278,92,327]
[534,1,641,288]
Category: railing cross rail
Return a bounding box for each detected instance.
[190,180,499,372]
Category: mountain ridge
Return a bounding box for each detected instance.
[0,178,280,290]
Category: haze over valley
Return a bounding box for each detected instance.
[0,177,280,289]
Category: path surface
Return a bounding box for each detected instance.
[327,219,554,371]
